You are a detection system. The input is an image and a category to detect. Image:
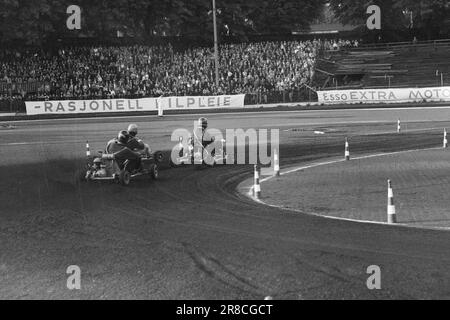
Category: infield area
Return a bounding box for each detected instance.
[259,148,450,229]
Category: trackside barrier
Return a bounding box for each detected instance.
[25,94,246,115]
[317,86,450,105]
[387,179,397,224]
[254,165,261,199]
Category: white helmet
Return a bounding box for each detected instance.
[128,124,138,137]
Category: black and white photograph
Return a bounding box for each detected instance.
[1,0,450,307]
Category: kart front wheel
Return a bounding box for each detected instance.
[119,170,131,186]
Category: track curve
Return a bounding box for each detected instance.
[1,109,450,299]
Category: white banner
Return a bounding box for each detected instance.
[25,94,246,115]
[317,86,450,104]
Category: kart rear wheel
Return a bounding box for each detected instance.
[150,164,159,180]
[119,170,131,186]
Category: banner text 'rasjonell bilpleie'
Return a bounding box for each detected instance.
[25,95,246,115]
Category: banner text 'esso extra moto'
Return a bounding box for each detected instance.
[317,86,450,104]
[25,95,246,115]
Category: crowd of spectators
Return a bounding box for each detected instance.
[323,39,360,51]
[0,39,335,108]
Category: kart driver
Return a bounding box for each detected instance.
[193,117,215,148]
[106,130,141,171]
[191,117,217,164]
[127,124,152,158]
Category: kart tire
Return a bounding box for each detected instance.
[119,170,131,186]
[154,151,164,164]
[85,171,92,181]
[150,164,159,180]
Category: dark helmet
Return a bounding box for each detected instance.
[117,130,129,144]
[93,157,102,168]
[198,117,208,130]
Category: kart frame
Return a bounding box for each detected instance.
[86,150,164,186]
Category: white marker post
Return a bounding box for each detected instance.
[444,129,448,148]
[345,138,350,161]
[397,119,401,133]
[254,165,261,199]
[387,179,397,224]
[274,149,280,177]
[86,141,91,158]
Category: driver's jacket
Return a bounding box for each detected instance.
[106,139,127,154]
[127,136,145,152]
[106,139,140,163]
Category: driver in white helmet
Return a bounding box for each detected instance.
[193,117,215,148]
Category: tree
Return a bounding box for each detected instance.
[242,0,325,34]
[0,0,327,44]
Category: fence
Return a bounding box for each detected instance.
[0,81,44,94]
[338,39,450,52]
[0,99,25,113]
[244,86,318,105]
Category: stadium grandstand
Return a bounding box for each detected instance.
[0,40,328,112]
[315,39,450,90]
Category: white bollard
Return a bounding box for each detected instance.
[345,138,350,161]
[158,104,164,117]
[86,141,91,158]
[387,179,397,224]
[444,129,448,148]
[254,165,261,199]
[274,149,280,177]
[397,119,401,133]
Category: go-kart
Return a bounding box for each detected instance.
[171,136,229,167]
[86,149,164,186]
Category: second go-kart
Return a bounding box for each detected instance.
[86,149,164,186]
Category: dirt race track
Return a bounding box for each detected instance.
[1,107,450,300]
